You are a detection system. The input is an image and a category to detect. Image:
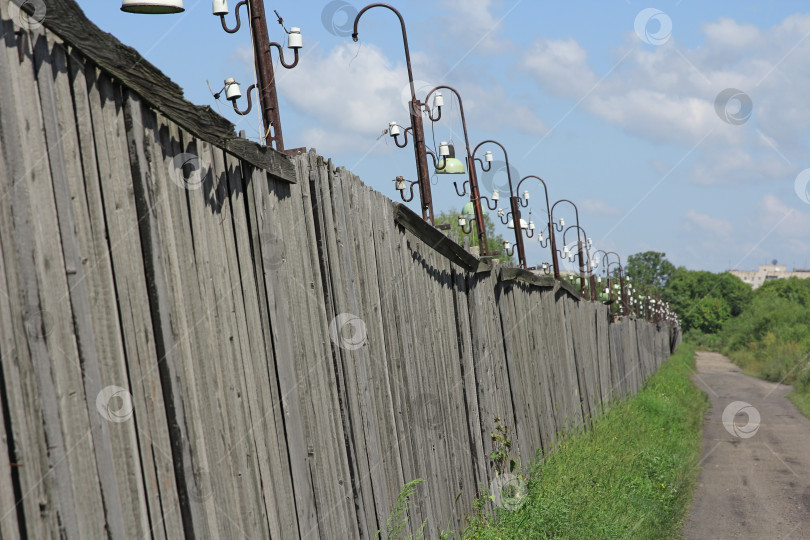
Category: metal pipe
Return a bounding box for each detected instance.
[425,85,489,254]
[353,4,434,222]
[516,175,559,279]
[472,140,522,266]
[248,0,285,150]
[552,199,585,292]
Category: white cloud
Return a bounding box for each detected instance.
[519,37,596,97]
[235,37,547,153]
[446,85,548,138]
[438,0,510,54]
[518,14,810,186]
[278,42,416,137]
[756,195,810,239]
[684,209,733,237]
[578,198,622,218]
[702,18,764,55]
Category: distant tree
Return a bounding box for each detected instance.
[663,268,752,332]
[757,276,810,307]
[624,251,675,291]
[434,207,513,264]
[690,296,731,334]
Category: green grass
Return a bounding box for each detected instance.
[459,343,709,540]
[787,383,810,419]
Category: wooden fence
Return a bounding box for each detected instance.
[0,1,679,538]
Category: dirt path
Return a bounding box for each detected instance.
[684,352,810,539]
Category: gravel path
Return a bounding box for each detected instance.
[684,351,810,540]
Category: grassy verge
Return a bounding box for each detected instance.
[787,383,810,419]
[460,343,709,539]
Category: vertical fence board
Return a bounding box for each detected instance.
[0,12,55,537]
[242,162,303,539]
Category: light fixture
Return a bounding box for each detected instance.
[224,78,242,100]
[435,142,465,174]
[212,0,228,15]
[389,121,401,137]
[462,200,475,218]
[121,0,184,13]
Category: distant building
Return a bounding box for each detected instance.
[729,265,810,289]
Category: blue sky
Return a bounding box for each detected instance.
[78,0,810,272]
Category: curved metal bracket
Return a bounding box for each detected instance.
[474,158,492,172]
[220,0,249,33]
[479,195,498,211]
[453,180,470,197]
[268,42,300,69]
[232,84,257,115]
[460,218,475,235]
[398,179,420,202]
[392,127,413,148]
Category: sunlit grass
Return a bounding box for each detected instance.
[458,343,708,540]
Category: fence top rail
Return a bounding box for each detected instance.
[25,0,295,183]
[393,203,492,273]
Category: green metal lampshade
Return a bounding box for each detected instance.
[435,143,466,174]
[461,201,475,217]
[121,0,184,13]
[435,157,465,174]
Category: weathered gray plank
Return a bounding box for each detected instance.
[85,65,159,538]
[40,33,130,538]
[240,159,302,539]
[65,49,157,539]
[248,151,319,537]
[450,261,488,498]
[0,46,23,537]
[393,203,481,271]
[223,152,297,538]
[6,14,94,538]
[0,11,56,537]
[294,158,357,539]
